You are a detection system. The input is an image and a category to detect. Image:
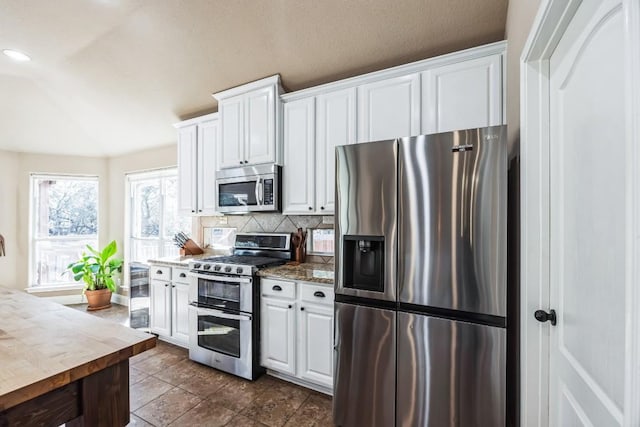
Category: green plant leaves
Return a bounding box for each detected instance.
[64,240,123,292]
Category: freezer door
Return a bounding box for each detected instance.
[335,140,398,302]
[333,302,396,427]
[398,126,507,316]
[397,312,506,427]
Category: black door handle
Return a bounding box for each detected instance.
[272,285,282,291]
[179,273,186,278]
[534,309,557,326]
[313,291,325,298]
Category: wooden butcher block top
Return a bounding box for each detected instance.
[0,287,156,410]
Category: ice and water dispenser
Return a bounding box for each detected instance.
[343,235,385,292]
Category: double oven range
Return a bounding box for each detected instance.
[187,233,291,380]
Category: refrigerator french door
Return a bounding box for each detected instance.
[334,126,508,427]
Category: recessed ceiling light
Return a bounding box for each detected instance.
[3,49,31,62]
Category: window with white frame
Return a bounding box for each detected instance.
[30,174,99,288]
[127,169,191,263]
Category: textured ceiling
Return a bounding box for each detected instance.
[0,0,508,157]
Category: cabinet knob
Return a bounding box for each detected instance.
[198,209,202,213]
[308,206,312,210]
[272,285,282,291]
[191,210,195,213]
[164,283,168,287]
[156,270,163,275]
[300,307,305,311]
[239,161,243,165]
[179,273,186,278]
[313,291,325,298]
[288,304,292,309]
[244,160,248,164]
[320,206,325,210]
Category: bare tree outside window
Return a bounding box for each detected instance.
[31,175,99,287]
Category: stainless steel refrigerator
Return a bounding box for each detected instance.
[333,126,507,427]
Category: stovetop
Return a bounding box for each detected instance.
[200,255,284,267]
[189,255,287,276]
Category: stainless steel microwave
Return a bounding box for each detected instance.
[216,164,281,213]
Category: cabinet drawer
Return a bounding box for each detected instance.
[300,283,334,306]
[172,268,190,284]
[261,278,296,299]
[150,265,171,281]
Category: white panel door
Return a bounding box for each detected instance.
[197,118,219,215]
[219,95,245,169]
[245,85,276,165]
[422,54,502,134]
[176,125,197,215]
[150,279,171,337]
[282,98,316,214]
[261,297,296,375]
[297,303,334,388]
[171,282,190,345]
[316,87,356,213]
[357,73,420,142]
[548,1,626,425]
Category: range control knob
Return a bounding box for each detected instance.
[203,264,211,270]
[236,267,243,274]
[193,263,201,269]
[214,265,221,271]
[224,266,232,273]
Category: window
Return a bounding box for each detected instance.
[128,169,191,263]
[30,174,99,288]
[307,228,335,255]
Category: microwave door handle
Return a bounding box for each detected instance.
[255,178,263,206]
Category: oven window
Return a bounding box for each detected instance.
[219,182,258,207]
[198,279,240,311]
[197,315,240,358]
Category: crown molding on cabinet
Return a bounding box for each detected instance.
[281,41,507,102]
[173,112,219,129]
[212,74,283,101]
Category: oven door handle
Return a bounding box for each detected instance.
[189,303,252,321]
[188,272,252,284]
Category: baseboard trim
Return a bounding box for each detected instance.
[265,369,333,396]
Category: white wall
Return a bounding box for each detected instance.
[0,150,19,288]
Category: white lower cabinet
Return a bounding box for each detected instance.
[149,265,190,348]
[260,278,334,393]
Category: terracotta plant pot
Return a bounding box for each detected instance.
[85,288,112,311]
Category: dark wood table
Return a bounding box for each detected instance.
[0,287,156,426]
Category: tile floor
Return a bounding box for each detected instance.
[72,304,334,427]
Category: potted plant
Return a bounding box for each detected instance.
[66,240,123,311]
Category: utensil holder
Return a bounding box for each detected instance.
[294,246,306,263]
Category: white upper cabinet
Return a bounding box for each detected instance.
[282,87,355,215]
[421,54,503,134]
[177,125,198,215]
[219,95,244,168]
[197,118,219,215]
[316,88,356,213]
[175,113,219,215]
[214,75,282,169]
[283,98,316,214]
[357,73,421,142]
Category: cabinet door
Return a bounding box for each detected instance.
[150,279,171,337]
[219,95,245,169]
[297,303,334,388]
[316,88,356,214]
[357,73,421,143]
[282,98,316,214]
[261,297,296,375]
[171,282,190,345]
[177,125,198,215]
[198,118,219,215]
[245,85,276,165]
[422,54,503,134]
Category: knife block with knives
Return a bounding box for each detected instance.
[173,232,204,256]
[291,228,306,263]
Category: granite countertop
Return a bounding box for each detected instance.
[147,254,210,268]
[258,262,335,285]
[0,287,156,410]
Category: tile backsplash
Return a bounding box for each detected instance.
[196,214,335,264]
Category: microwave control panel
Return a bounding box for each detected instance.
[263,179,274,205]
